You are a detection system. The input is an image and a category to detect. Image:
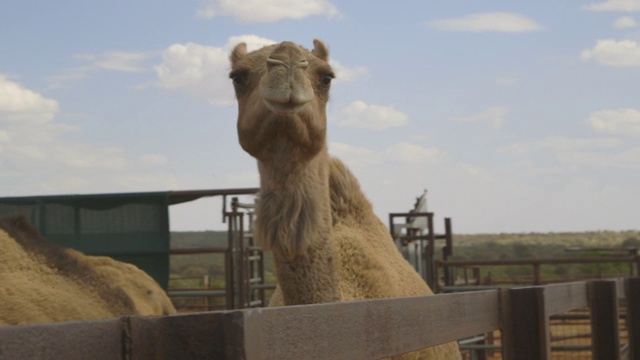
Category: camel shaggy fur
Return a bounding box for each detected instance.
[230,40,461,359]
[0,215,176,326]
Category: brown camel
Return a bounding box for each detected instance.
[229,40,461,359]
[0,215,176,325]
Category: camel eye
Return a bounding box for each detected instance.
[232,75,246,86]
[230,71,248,86]
[321,74,333,86]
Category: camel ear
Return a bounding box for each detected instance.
[230,42,247,64]
[312,39,329,62]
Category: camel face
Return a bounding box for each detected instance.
[230,40,335,162]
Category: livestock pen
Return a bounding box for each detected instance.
[1,277,639,359]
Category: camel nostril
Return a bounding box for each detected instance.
[267,57,288,70]
[297,59,309,69]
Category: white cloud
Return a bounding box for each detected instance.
[0,75,59,124]
[54,145,128,170]
[330,61,368,82]
[154,42,232,105]
[196,0,341,23]
[154,36,276,105]
[334,101,408,130]
[0,75,175,193]
[496,135,637,171]
[47,51,152,89]
[457,163,494,182]
[581,39,640,66]
[329,142,374,159]
[426,12,544,33]
[582,0,640,12]
[497,136,622,154]
[74,52,151,73]
[382,142,446,165]
[536,137,622,151]
[587,108,640,136]
[558,147,640,169]
[154,35,281,105]
[452,107,508,129]
[614,16,637,28]
[225,34,279,52]
[329,141,447,167]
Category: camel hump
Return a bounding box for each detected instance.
[0,214,47,250]
[328,157,374,220]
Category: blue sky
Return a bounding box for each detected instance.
[1,1,639,233]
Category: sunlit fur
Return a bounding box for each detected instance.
[230,40,461,359]
[0,215,176,325]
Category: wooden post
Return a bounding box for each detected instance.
[204,275,210,311]
[444,217,453,259]
[626,277,640,360]
[589,280,620,360]
[533,263,541,285]
[502,287,550,360]
[426,214,435,288]
[442,218,454,288]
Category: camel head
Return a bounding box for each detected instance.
[230,40,335,163]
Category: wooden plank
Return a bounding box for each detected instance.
[502,287,550,360]
[589,280,621,360]
[233,291,501,360]
[0,318,124,360]
[626,277,640,360]
[543,281,588,315]
[128,313,229,360]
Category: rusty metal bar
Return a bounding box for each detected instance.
[170,247,227,255]
[438,256,637,267]
[589,280,621,360]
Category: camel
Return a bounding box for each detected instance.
[229,40,461,359]
[0,215,176,326]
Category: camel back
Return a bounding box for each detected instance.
[0,215,138,325]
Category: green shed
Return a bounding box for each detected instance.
[0,188,258,290]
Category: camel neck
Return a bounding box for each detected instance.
[255,148,341,304]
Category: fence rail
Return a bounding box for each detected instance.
[435,256,640,292]
[1,277,639,359]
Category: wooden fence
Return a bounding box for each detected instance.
[1,277,639,360]
[435,256,640,291]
